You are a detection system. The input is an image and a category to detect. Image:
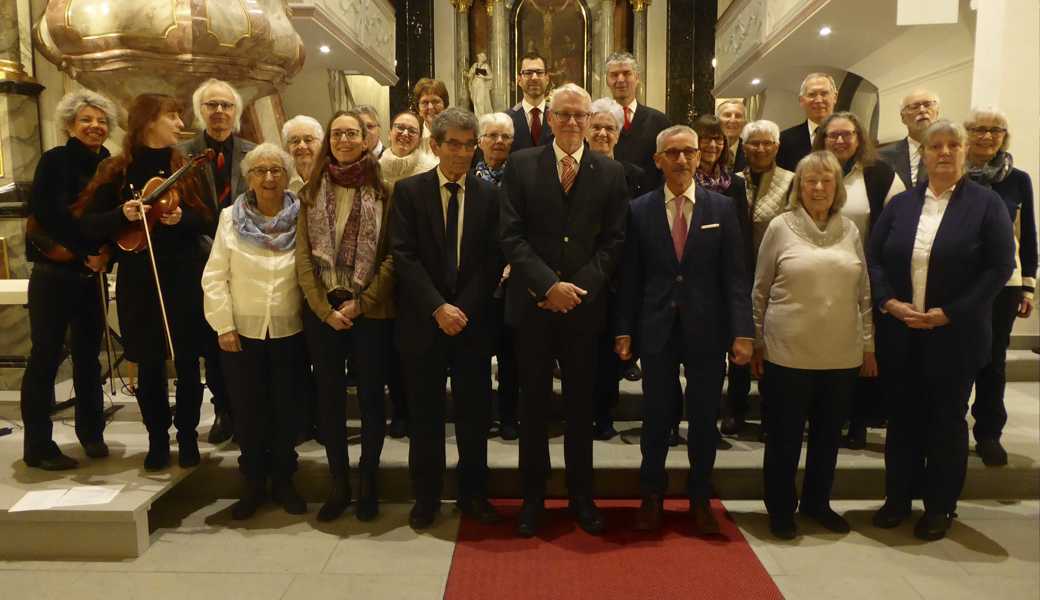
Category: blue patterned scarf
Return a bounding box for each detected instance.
[231,190,300,252]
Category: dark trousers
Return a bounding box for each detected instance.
[884,334,975,515]
[296,341,319,438]
[20,264,105,460]
[222,334,301,481]
[303,309,388,480]
[403,336,492,504]
[594,328,621,428]
[202,330,230,415]
[972,286,1020,441]
[387,319,408,423]
[723,358,752,418]
[762,362,857,517]
[639,326,725,500]
[135,352,204,444]
[495,300,519,425]
[515,317,597,499]
[849,375,884,428]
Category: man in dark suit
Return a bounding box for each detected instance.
[607,52,671,192]
[391,108,505,530]
[615,125,754,534]
[179,78,256,444]
[878,89,940,189]
[506,52,555,153]
[776,73,837,171]
[501,83,629,537]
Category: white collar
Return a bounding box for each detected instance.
[522,98,547,115]
[553,140,584,167]
[925,183,955,202]
[807,120,819,138]
[624,98,638,114]
[663,181,696,204]
[907,136,922,153]
[437,166,466,191]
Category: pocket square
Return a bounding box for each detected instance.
[700,223,720,229]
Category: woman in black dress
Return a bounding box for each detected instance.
[79,94,212,471]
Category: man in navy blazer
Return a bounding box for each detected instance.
[391,108,505,530]
[776,73,836,171]
[615,125,754,534]
[505,52,554,153]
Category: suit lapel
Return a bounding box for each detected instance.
[190,135,219,210]
[425,170,446,255]
[648,188,680,269]
[930,180,970,261]
[230,137,248,199]
[680,187,710,265]
[459,173,482,274]
[538,145,565,205]
[512,107,532,148]
[567,144,595,199]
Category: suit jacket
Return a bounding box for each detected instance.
[867,178,1014,375]
[729,138,747,172]
[878,137,920,189]
[776,121,813,172]
[391,169,504,355]
[616,185,754,356]
[621,160,646,199]
[506,103,554,153]
[614,103,671,192]
[178,132,256,239]
[500,144,629,332]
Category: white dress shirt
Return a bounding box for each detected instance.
[911,185,954,311]
[908,136,922,185]
[202,207,303,340]
[841,163,906,247]
[552,140,584,180]
[807,120,819,141]
[624,98,638,121]
[521,98,547,128]
[663,181,695,231]
[437,167,465,268]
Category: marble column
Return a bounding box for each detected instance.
[488,0,510,110]
[598,0,615,98]
[454,3,472,111]
[0,0,43,388]
[692,0,717,117]
[631,0,648,104]
[666,0,694,125]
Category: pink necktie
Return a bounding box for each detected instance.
[672,195,688,261]
[560,155,577,194]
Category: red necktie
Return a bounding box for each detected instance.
[216,151,230,206]
[672,195,688,261]
[623,107,633,132]
[560,155,577,194]
[530,107,542,145]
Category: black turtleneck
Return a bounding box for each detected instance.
[126,146,173,196]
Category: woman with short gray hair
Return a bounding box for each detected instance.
[282,115,324,193]
[963,108,1036,468]
[20,89,118,471]
[202,142,305,520]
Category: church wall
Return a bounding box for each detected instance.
[433,0,457,105]
[644,0,666,111]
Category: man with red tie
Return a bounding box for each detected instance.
[501,83,629,538]
[608,52,671,192]
[180,78,256,444]
[615,125,754,535]
[505,52,555,153]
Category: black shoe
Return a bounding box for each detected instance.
[457,497,504,524]
[317,479,352,522]
[516,499,544,538]
[593,422,618,441]
[356,472,379,522]
[800,506,851,533]
[272,479,307,515]
[409,501,439,530]
[668,428,685,447]
[690,498,721,535]
[83,440,110,459]
[720,415,745,436]
[387,419,407,439]
[845,422,867,450]
[24,452,79,471]
[569,496,606,535]
[144,441,171,472]
[872,502,911,529]
[633,494,664,531]
[976,438,1009,467]
[622,363,642,381]
[769,514,798,540]
[913,512,953,541]
[207,412,233,444]
[716,437,733,450]
[231,480,267,520]
[499,421,519,441]
[178,437,200,468]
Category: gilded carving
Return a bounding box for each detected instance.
[716,0,765,77]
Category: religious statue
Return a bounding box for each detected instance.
[467,52,494,117]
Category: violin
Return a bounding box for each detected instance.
[116,149,214,253]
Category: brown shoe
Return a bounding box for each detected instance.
[634,495,663,531]
[690,499,721,535]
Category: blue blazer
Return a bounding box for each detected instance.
[615,185,754,356]
[867,178,1014,375]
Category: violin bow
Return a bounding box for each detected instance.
[129,183,176,362]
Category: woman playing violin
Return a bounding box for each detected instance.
[79,93,212,471]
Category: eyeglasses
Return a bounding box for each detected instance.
[825,130,857,141]
[202,100,235,112]
[440,139,478,152]
[699,136,726,147]
[902,100,937,113]
[364,122,380,131]
[553,111,590,123]
[249,166,286,178]
[589,124,617,134]
[419,98,444,108]
[967,126,1007,137]
[330,128,363,141]
[483,133,514,142]
[392,123,420,136]
[287,135,318,146]
[660,148,698,161]
[744,140,776,150]
[520,69,547,78]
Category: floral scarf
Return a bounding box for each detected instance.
[232,190,299,251]
[695,162,733,193]
[473,159,506,186]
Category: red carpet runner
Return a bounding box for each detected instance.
[444,499,783,600]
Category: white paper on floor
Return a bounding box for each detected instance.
[7,484,125,512]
